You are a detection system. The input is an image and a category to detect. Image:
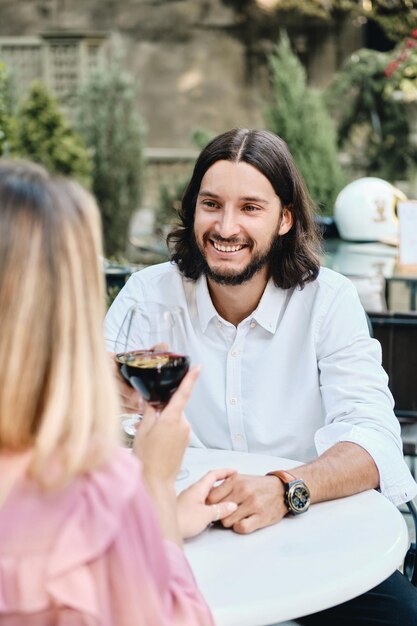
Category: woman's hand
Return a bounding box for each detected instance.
[177,469,238,539]
[133,366,200,486]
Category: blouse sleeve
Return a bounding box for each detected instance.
[0,448,214,626]
[109,456,215,626]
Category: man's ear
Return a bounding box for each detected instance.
[278,207,293,235]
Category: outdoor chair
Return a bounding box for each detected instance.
[404,500,417,586]
[366,312,417,586]
[368,312,417,475]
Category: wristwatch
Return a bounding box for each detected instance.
[267,469,311,515]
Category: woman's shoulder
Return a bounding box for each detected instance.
[88,446,142,497]
[0,448,154,618]
[0,447,143,548]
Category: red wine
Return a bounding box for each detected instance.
[116,350,190,407]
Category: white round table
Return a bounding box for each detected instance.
[179,447,409,626]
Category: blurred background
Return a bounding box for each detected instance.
[0,0,416,267]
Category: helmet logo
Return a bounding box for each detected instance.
[373,197,387,223]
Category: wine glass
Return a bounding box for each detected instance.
[114,302,190,479]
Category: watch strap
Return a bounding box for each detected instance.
[266,469,296,485]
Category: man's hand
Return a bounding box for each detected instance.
[206,473,288,534]
[108,352,144,414]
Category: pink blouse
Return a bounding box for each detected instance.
[0,448,214,626]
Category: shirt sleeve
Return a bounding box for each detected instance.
[104,273,145,351]
[314,278,417,506]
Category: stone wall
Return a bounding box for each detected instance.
[0,0,363,149]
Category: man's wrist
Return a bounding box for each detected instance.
[266,470,311,515]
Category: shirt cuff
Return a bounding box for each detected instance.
[314,422,417,506]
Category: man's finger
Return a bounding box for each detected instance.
[232,514,263,535]
[206,475,236,504]
[151,342,169,352]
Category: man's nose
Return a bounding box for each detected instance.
[214,208,240,239]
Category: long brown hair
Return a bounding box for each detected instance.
[0,160,119,488]
[168,128,322,289]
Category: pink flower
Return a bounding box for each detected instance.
[384,61,398,77]
[411,28,417,38]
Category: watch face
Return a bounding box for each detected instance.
[288,482,310,514]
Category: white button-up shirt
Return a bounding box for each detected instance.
[105,262,417,506]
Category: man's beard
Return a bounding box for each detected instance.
[191,231,281,286]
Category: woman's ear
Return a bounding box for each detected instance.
[278,207,293,235]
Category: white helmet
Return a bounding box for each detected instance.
[334,177,407,242]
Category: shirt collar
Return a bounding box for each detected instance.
[195,274,290,334]
[252,279,292,334]
[195,275,219,333]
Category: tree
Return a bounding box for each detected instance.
[13,81,91,187]
[0,61,16,157]
[365,1,417,42]
[154,128,215,234]
[77,60,145,257]
[326,47,415,181]
[264,32,345,214]
[224,1,416,43]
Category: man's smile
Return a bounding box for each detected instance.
[211,239,246,253]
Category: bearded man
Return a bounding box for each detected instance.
[105,128,417,626]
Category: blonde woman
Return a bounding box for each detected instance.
[0,160,236,625]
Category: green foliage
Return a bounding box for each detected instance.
[240,0,415,43]
[367,2,417,43]
[106,284,123,309]
[155,179,187,234]
[0,62,17,156]
[77,61,145,257]
[384,30,417,101]
[256,0,356,20]
[191,127,215,150]
[12,81,91,186]
[264,0,417,42]
[154,128,215,233]
[327,47,415,181]
[264,32,346,214]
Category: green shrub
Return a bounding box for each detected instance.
[154,179,187,234]
[76,61,145,257]
[191,127,215,150]
[264,32,346,214]
[326,47,415,182]
[154,128,215,234]
[13,81,91,187]
[0,61,17,156]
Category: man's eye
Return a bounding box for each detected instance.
[202,200,219,209]
[243,205,260,212]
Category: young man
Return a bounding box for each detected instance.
[105,129,417,625]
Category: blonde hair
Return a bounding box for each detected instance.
[0,160,120,487]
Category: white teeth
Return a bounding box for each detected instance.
[213,242,244,253]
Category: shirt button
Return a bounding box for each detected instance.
[229,397,237,405]
[250,322,256,329]
[231,349,239,357]
[234,433,243,442]
[216,320,222,328]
